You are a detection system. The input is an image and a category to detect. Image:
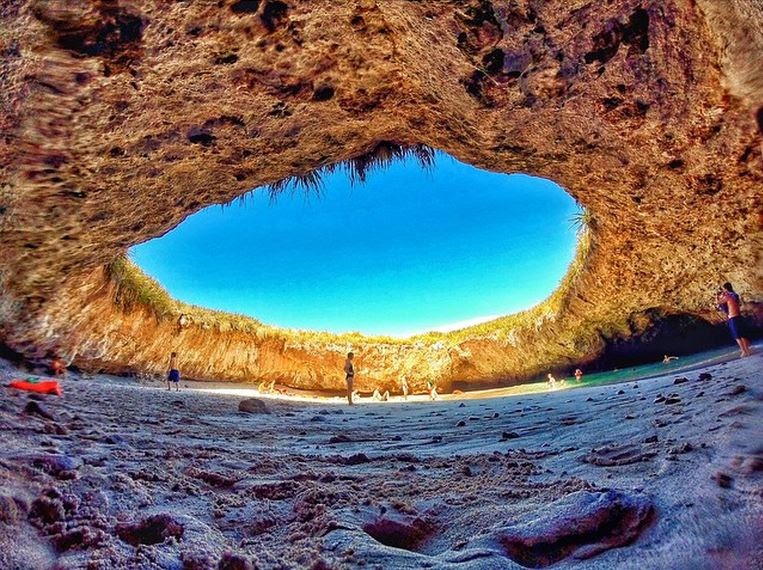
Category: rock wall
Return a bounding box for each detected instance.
[1,0,761,391]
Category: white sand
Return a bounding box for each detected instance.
[0,353,760,569]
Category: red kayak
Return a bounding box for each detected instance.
[9,379,63,396]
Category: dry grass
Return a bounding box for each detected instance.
[262,142,435,199]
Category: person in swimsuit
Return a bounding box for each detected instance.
[372,387,390,401]
[662,355,679,364]
[167,351,180,391]
[50,357,67,377]
[401,376,409,400]
[426,380,438,400]
[547,373,557,389]
[716,282,752,357]
[574,368,583,382]
[344,352,355,405]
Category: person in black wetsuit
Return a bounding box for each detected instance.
[343,352,355,405]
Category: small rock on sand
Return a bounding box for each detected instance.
[116,513,184,546]
[673,377,689,385]
[495,489,654,566]
[24,400,55,420]
[698,372,712,381]
[218,552,254,570]
[729,385,747,396]
[238,399,269,414]
[28,454,81,479]
[502,431,520,440]
[342,453,370,465]
[328,434,352,444]
[712,471,733,488]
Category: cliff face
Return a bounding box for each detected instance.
[1,0,761,391]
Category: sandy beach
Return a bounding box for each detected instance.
[1,351,761,569]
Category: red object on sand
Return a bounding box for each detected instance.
[9,379,63,396]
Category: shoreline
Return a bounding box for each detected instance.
[144,342,759,406]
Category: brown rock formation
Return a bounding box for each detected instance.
[1,1,761,391]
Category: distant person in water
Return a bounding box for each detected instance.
[401,376,409,400]
[662,355,679,364]
[167,352,180,391]
[547,373,557,389]
[344,352,355,405]
[716,282,752,357]
[574,368,583,382]
[372,387,390,401]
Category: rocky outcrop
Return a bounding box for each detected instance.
[0,1,761,391]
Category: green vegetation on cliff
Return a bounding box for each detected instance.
[108,228,591,348]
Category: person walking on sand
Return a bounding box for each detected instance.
[344,352,355,406]
[574,368,583,382]
[716,282,752,357]
[401,376,409,400]
[547,373,557,389]
[167,352,181,391]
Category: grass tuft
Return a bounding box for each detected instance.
[569,207,594,236]
[261,142,435,199]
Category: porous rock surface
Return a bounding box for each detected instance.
[1,0,761,390]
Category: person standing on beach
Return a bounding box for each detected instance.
[574,368,583,382]
[716,282,752,357]
[167,351,181,391]
[50,356,67,377]
[401,376,409,400]
[344,352,355,406]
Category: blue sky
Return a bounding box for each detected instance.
[130,152,579,336]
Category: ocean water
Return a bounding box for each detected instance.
[458,342,760,401]
[542,342,759,392]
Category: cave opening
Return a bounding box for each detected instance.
[129,150,581,338]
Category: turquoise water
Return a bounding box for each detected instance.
[555,343,758,390]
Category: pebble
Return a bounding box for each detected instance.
[673,377,689,385]
[502,431,520,440]
[343,453,370,465]
[698,372,712,381]
[712,471,733,488]
[238,399,269,414]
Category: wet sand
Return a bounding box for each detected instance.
[0,353,761,569]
